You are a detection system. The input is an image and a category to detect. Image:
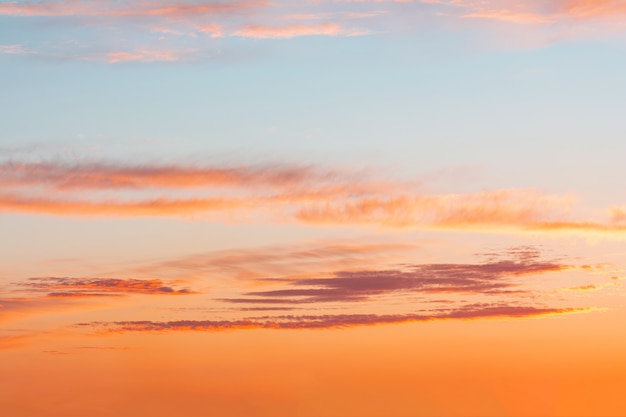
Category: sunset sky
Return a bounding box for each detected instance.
[2,1,626,416]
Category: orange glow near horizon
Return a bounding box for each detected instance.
[3,1,626,415]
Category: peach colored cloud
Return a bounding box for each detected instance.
[0,192,250,217]
[105,49,184,63]
[453,0,626,24]
[294,190,575,229]
[233,23,358,38]
[560,0,626,18]
[0,188,579,231]
[4,157,626,234]
[461,9,555,24]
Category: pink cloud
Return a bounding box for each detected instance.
[0,44,30,55]
[4,157,626,234]
[105,49,184,63]
[0,0,268,18]
[233,23,362,39]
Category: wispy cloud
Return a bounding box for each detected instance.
[19,277,196,297]
[147,240,416,281]
[0,44,31,55]
[441,0,626,27]
[3,0,626,64]
[0,160,326,190]
[78,304,585,332]
[104,49,192,63]
[0,276,196,325]
[0,0,268,18]
[3,157,626,235]
[221,247,570,304]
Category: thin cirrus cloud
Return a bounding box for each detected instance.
[0,192,250,217]
[104,49,189,63]
[77,304,585,333]
[145,240,416,281]
[0,0,365,41]
[3,0,625,64]
[0,44,30,55]
[441,0,626,24]
[0,160,326,190]
[3,157,626,234]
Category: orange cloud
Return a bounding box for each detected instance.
[0,192,250,217]
[295,190,575,229]
[4,157,626,235]
[454,0,626,24]
[0,161,323,190]
[462,9,555,24]
[562,0,626,18]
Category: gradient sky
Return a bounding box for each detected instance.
[2,1,626,416]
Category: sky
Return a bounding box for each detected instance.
[1,1,626,416]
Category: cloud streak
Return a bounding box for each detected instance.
[78,304,585,332]
[233,23,366,38]
[0,160,325,190]
[222,247,569,304]
[0,0,267,18]
[19,277,196,297]
[4,157,626,235]
[0,277,196,324]
[2,0,626,65]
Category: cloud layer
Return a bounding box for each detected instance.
[2,157,626,235]
[18,277,196,297]
[224,247,568,304]
[3,0,626,62]
[78,304,584,332]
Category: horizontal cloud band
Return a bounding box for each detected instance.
[79,305,585,332]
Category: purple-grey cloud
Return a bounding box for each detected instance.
[77,304,584,332]
[223,248,567,304]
